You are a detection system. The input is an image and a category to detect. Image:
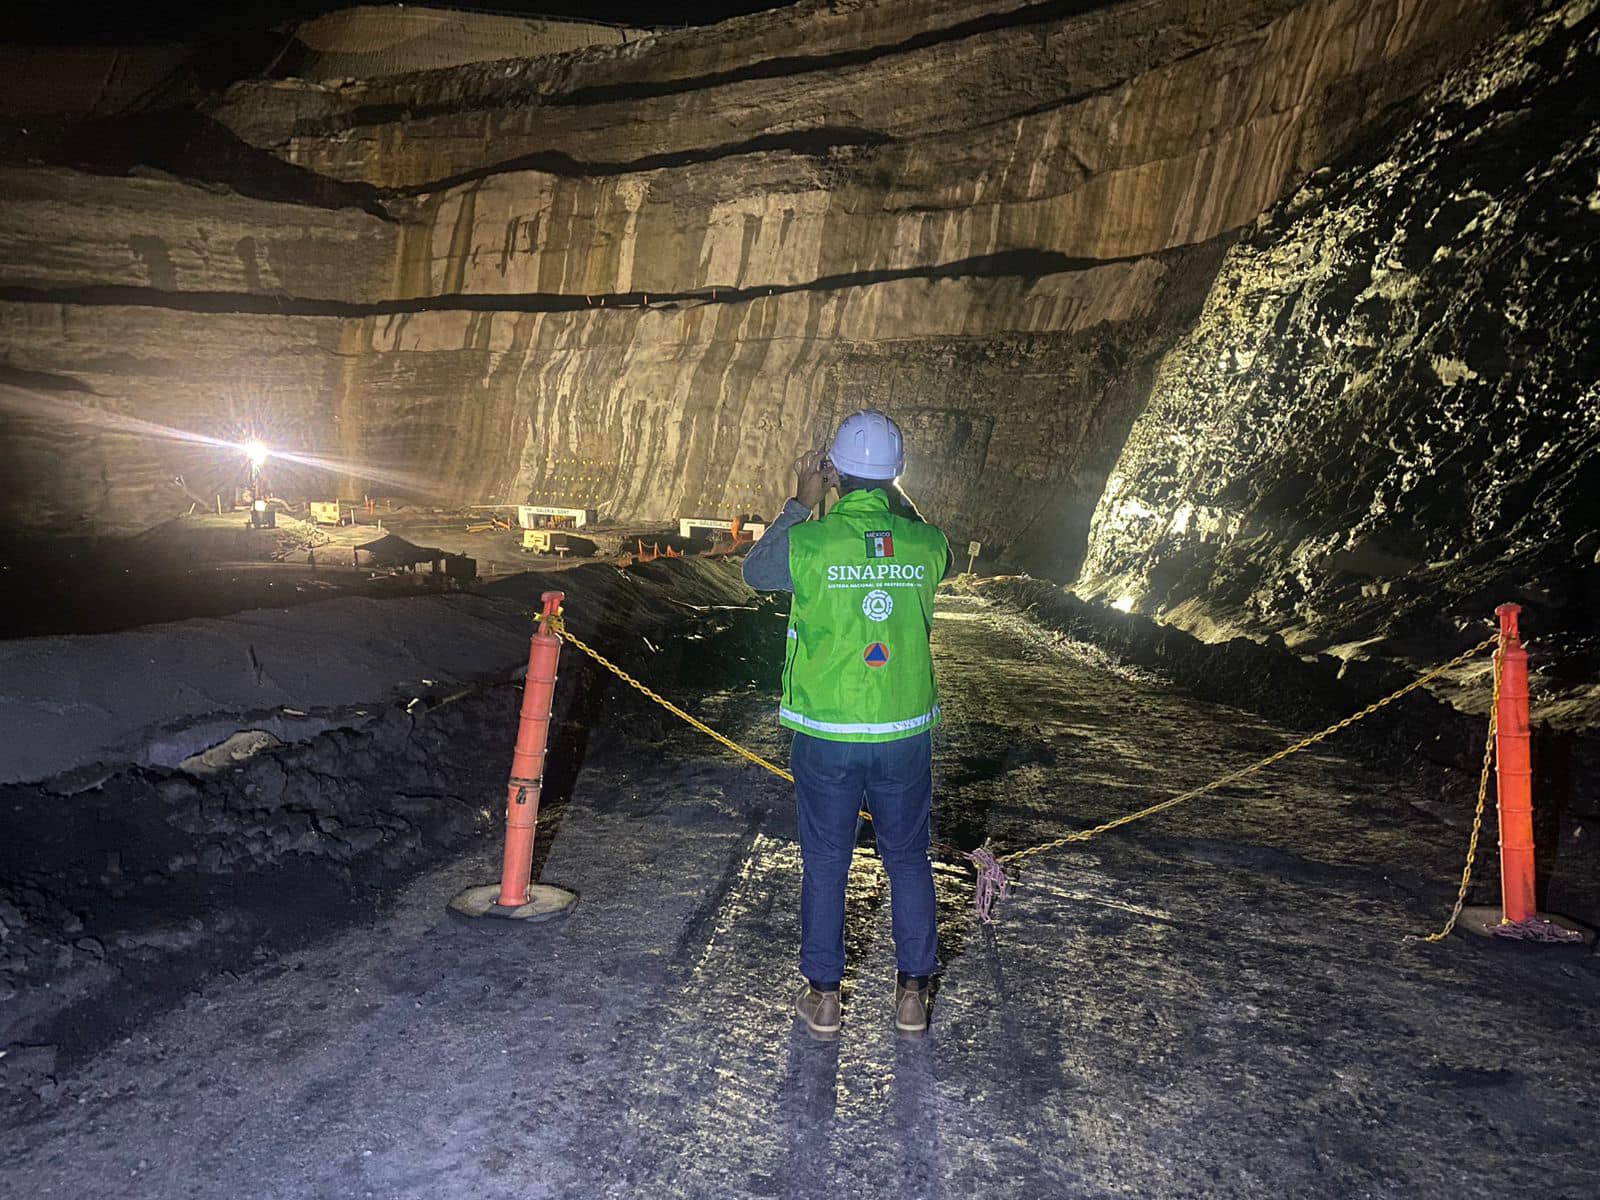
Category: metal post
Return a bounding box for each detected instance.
[1460,604,1589,942]
[449,591,578,923]
[496,591,564,907]
[1494,603,1536,925]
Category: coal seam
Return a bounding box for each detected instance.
[386,127,893,195]
[0,248,1144,317]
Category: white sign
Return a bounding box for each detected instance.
[678,517,768,540]
[967,540,982,558]
[517,505,595,529]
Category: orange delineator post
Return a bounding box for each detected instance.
[495,590,565,908]
[1494,602,1536,925]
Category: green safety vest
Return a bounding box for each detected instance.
[781,488,949,742]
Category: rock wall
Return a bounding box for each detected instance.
[0,248,1219,571]
[0,0,1509,578]
[277,8,646,82]
[1076,0,1600,724]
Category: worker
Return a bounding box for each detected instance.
[742,410,952,1038]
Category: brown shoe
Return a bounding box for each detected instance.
[795,982,843,1038]
[894,980,931,1035]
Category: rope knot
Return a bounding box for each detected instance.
[964,844,1012,925]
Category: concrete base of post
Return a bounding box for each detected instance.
[448,883,578,923]
[1457,905,1593,945]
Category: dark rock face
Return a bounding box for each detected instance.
[1077,0,1600,725]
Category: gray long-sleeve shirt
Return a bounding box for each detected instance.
[740,498,814,593]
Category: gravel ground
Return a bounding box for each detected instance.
[2,590,1597,1198]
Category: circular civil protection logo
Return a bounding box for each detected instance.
[862,589,894,622]
[864,642,891,668]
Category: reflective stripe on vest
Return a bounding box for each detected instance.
[777,705,941,736]
[781,488,948,744]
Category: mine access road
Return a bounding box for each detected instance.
[2,580,1597,1198]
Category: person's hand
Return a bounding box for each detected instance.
[792,449,834,510]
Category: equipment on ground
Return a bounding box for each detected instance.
[310,501,344,526]
[356,532,455,574]
[241,440,272,527]
[827,410,904,480]
[248,497,276,529]
[631,540,683,563]
[522,529,570,555]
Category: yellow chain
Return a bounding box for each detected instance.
[539,612,796,784]
[996,633,1500,865]
[539,610,1498,880]
[1417,643,1503,942]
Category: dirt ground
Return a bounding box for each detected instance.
[2,577,1597,1198]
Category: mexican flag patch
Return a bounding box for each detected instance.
[865,530,895,558]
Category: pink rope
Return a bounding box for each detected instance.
[965,845,1011,925]
[1492,917,1586,944]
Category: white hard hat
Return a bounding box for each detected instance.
[828,410,905,480]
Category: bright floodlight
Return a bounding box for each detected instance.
[243,439,270,470]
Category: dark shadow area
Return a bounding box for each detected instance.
[5,2,793,47]
[0,528,442,639]
[0,692,510,1073]
[0,559,760,1080]
[779,1028,840,1197]
[3,109,392,217]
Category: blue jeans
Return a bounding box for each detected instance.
[792,730,940,986]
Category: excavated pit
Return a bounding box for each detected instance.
[0,560,768,1061]
[2,563,1597,1197]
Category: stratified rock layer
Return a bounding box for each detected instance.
[277,7,644,82]
[0,246,1222,576]
[1077,0,1600,723]
[0,0,1509,584]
